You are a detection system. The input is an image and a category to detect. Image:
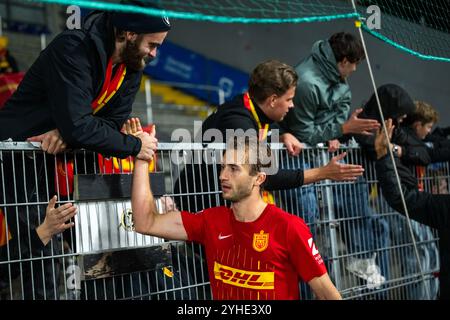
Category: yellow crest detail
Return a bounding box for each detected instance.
[119,209,135,232]
[252,230,269,252]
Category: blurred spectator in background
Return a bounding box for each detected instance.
[398,101,450,166]
[0,36,18,74]
[0,36,22,109]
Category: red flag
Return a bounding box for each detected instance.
[0,208,12,246]
[0,72,24,108]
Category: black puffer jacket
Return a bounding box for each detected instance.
[376,155,450,299]
[0,11,142,158]
[397,127,450,166]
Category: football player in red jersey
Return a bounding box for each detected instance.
[131,131,341,300]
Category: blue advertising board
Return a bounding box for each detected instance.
[144,41,249,105]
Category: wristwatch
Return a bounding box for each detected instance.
[392,144,399,157]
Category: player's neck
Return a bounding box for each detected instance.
[231,193,267,223]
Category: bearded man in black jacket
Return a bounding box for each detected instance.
[0,1,167,299]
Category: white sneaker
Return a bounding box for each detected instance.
[346,254,386,289]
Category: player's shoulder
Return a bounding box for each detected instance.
[267,204,308,227]
[201,206,231,217]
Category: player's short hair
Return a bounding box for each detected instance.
[225,136,273,177]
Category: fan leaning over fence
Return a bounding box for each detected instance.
[0,1,167,299]
[174,60,367,213]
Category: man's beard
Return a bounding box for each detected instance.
[121,38,151,71]
[223,182,254,203]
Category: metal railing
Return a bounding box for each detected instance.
[0,142,442,300]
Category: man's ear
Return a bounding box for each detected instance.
[125,32,138,41]
[268,94,277,108]
[254,172,267,187]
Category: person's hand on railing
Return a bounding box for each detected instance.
[375,119,395,160]
[27,128,67,155]
[327,139,340,153]
[322,152,364,181]
[36,195,77,246]
[122,117,158,162]
[136,127,157,162]
[280,132,303,156]
[342,108,380,135]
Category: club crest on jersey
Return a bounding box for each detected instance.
[252,230,269,252]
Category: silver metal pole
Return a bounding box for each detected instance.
[318,148,342,290]
[145,78,153,125]
[218,88,225,105]
[40,33,47,51]
[350,0,431,299]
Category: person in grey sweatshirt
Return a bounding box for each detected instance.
[280,32,378,152]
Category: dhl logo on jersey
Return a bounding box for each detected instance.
[214,261,274,290]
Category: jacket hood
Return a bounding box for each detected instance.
[310,40,342,84]
[362,84,415,123]
[82,11,116,63]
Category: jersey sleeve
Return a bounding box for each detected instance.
[180,210,207,244]
[287,217,327,282]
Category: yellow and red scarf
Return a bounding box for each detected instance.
[243,92,269,141]
[91,59,127,114]
[243,93,274,204]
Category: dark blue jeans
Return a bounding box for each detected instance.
[333,176,390,258]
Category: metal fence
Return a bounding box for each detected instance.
[0,141,442,300]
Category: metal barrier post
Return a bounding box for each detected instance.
[40,33,46,51]
[317,148,342,290]
[145,78,153,125]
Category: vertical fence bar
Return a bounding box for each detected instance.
[317,148,342,290]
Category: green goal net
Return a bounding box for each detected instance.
[27,0,450,62]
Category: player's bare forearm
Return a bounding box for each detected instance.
[131,159,158,234]
[309,274,342,300]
